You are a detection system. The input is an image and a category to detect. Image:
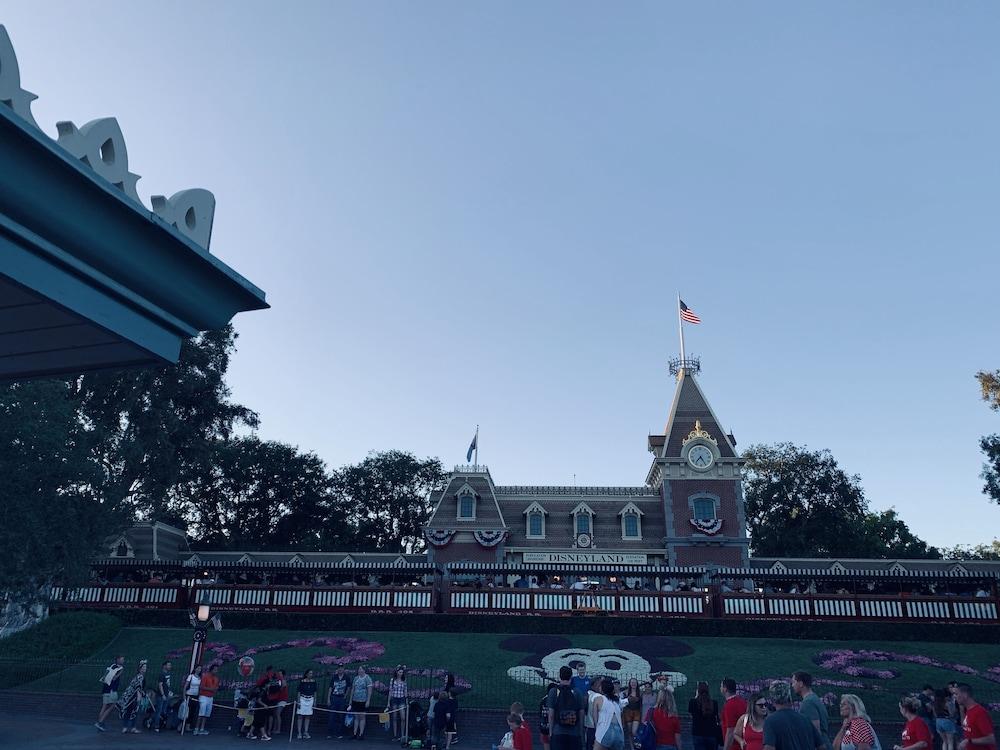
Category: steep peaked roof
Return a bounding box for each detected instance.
[425,469,507,529]
[650,369,737,458]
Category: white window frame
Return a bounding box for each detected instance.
[524,501,548,539]
[618,501,644,540]
[571,502,595,536]
[456,484,477,521]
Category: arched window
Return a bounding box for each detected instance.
[115,540,128,557]
[575,513,591,535]
[528,512,544,537]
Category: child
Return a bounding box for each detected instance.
[232,687,250,736]
[508,714,532,750]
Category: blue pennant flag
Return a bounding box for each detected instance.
[466,431,478,462]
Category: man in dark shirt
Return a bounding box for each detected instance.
[763,681,825,750]
[153,661,173,732]
[547,666,583,750]
[326,666,349,740]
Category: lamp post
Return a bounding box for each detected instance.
[189,593,211,676]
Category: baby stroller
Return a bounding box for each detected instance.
[405,700,428,747]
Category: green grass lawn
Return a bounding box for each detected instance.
[6,616,1000,721]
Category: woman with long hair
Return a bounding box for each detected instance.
[623,678,642,747]
[894,696,932,750]
[388,665,408,741]
[651,689,682,750]
[593,678,625,750]
[734,692,768,750]
[116,660,148,734]
[933,689,957,750]
[688,682,721,750]
[833,694,877,750]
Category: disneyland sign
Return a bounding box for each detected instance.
[522,552,649,565]
[0,25,215,249]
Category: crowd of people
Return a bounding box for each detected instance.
[91,655,997,750]
[524,666,996,750]
[93,657,458,743]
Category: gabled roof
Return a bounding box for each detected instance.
[618,501,644,517]
[102,522,190,561]
[522,501,548,516]
[649,370,737,458]
[425,469,507,530]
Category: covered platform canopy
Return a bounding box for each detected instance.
[0,26,267,379]
[94,557,438,575]
[445,561,706,580]
[713,566,998,585]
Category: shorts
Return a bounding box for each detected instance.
[936,719,957,734]
[299,696,315,716]
[390,697,406,709]
[198,695,214,717]
[102,691,118,705]
[622,708,641,724]
[351,700,368,713]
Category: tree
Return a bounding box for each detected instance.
[0,380,121,601]
[742,443,937,558]
[72,325,258,519]
[975,370,1000,505]
[331,451,445,553]
[180,436,342,551]
[941,539,1000,560]
[859,509,940,559]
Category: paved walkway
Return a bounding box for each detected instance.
[0,712,408,749]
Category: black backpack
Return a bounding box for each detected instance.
[551,686,579,728]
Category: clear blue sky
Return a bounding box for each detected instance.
[5,2,998,549]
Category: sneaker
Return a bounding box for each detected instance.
[122,728,128,734]
[305,734,312,739]
[95,722,106,732]
[298,735,303,740]
[202,731,210,735]
[130,728,141,733]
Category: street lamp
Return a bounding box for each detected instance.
[189,592,211,676]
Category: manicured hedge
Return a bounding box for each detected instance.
[105,609,1000,644]
[0,612,121,661]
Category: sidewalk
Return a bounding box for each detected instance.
[0,712,410,749]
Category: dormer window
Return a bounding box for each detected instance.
[456,484,477,520]
[523,502,547,539]
[618,502,644,540]
[111,537,134,558]
[571,502,595,536]
[116,541,128,557]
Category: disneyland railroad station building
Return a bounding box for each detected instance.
[424,359,748,570]
[65,358,1000,624]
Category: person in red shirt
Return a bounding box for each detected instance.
[194,664,220,736]
[722,678,749,750]
[956,684,996,750]
[652,689,683,750]
[895,697,933,750]
[509,713,533,750]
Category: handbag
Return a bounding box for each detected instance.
[344,710,355,728]
[177,698,189,721]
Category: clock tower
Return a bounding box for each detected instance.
[646,357,749,567]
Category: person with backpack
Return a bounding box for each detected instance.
[689,682,721,750]
[548,666,584,750]
[95,656,125,732]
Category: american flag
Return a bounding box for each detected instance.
[679,300,701,324]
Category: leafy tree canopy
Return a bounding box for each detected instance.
[941,539,1000,561]
[742,443,938,559]
[976,370,1000,506]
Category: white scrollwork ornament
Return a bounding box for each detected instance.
[0,24,217,251]
[56,118,142,203]
[0,25,39,130]
[151,189,216,249]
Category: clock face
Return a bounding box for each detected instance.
[688,444,714,470]
[577,533,592,548]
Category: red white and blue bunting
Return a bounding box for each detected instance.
[424,529,456,547]
[473,529,507,548]
[690,519,723,535]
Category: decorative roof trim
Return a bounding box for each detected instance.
[523,501,548,516]
[681,419,718,447]
[570,502,596,516]
[618,501,645,517]
[497,486,657,497]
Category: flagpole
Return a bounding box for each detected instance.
[474,425,479,470]
[677,293,686,364]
